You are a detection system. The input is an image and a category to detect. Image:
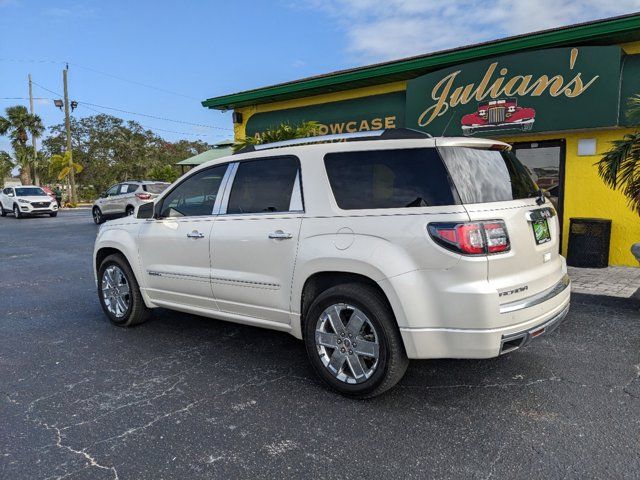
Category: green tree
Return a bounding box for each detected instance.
[43,114,211,194]
[233,121,320,152]
[147,165,180,183]
[0,151,14,184]
[0,105,44,185]
[596,94,640,214]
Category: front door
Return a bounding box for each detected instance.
[210,156,303,324]
[512,139,566,243]
[137,164,229,310]
[100,184,121,215]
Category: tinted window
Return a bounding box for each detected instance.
[15,187,46,196]
[226,157,299,214]
[324,148,456,210]
[143,183,169,194]
[438,147,539,204]
[160,165,227,217]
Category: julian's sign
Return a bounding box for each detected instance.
[406,46,622,136]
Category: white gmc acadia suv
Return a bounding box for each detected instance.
[93,129,571,398]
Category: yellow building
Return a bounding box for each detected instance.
[203,14,640,266]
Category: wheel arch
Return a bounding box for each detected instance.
[94,240,155,309]
[94,226,147,294]
[296,270,408,339]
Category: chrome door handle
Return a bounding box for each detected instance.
[186,230,205,239]
[268,230,293,240]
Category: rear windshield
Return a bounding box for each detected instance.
[143,183,169,194]
[324,148,457,210]
[438,147,539,204]
[15,187,46,196]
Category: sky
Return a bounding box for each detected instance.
[1,0,640,155]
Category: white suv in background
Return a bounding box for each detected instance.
[92,180,169,224]
[93,129,570,398]
[0,185,58,218]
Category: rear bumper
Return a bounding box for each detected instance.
[399,279,571,359]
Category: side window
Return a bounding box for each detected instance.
[160,164,228,218]
[226,157,300,214]
[106,185,120,196]
[324,148,457,210]
[123,184,138,194]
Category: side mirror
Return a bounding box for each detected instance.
[137,201,155,219]
[8,192,14,197]
[100,192,108,198]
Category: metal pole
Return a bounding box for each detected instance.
[28,74,39,186]
[63,66,76,204]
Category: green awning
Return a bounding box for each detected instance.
[175,145,233,166]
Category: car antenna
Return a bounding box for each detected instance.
[441,113,456,137]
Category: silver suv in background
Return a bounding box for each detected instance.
[92,180,169,224]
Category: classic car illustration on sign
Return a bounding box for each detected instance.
[461,98,536,136]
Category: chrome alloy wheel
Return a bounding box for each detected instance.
[315,303,380,384]
[101,265,131,318]
[93,208,102,224]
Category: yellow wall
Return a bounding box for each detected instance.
[499,129,640,266]
[231,44,640,266]
[622,40,640,54]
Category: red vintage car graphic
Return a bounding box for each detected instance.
[461,98,535,136]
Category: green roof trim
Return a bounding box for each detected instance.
[175,146,233,166]
[202,13,640,110]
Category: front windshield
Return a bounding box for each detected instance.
[15,187,46,197]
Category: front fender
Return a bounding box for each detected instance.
[93,224,154,307]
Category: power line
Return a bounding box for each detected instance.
[77,103,228,139]
[0,58,198,100]
[0,58,65,65]
[69,62,199,100]
[77,100,231,130]
[0,97,49,100]
[31,81,232,131]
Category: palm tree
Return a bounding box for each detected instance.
[49,152,83,204]
[233,121,321,152]
[0,150,14,182]
[0,105,44,185]
[596,94,640,214]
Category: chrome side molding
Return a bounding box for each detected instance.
[499,274,570,314]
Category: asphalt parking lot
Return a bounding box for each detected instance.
[1,210,639,479]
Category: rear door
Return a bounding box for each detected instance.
[438,146,565,304]
[210,156,303,324]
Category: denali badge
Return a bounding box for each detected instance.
[499,285,529,297]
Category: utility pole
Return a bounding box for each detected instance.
[63,65,76,204]
[28,74,39,186]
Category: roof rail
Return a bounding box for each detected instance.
[234,128,432,154]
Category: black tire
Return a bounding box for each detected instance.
[93,207,104,225]
[304,283,408,399]
[50,212,58,217]
[0,203,5,217]
[97,254,150,327]
[13,204,22,219]
[125,205,135,216]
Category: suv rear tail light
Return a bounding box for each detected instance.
[135,193,152,200]
[428,220,510,255]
